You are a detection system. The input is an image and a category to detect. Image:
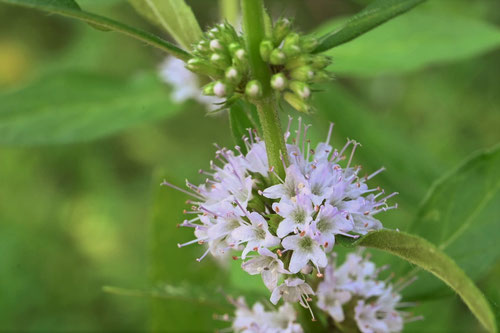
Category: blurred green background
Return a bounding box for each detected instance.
[0,0,499,332]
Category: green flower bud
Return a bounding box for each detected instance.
[312,70,332,83]
[210,52,231,69]
[310,55,332,70]
[245,80,263,99]
[196,40,210,53]
[285,55,311,70]
[260,39,274,62]
[271,73,288,91]
[299,36,318,53]
[209,39,224,52]
[228,42,242,56]
[283,33,301,57]
[273,17,292,45]
[232,48,248,71]
[290,66,315,82]
[213,80,233,98]
[289,81,311,100]
[270,49,287,65]
[284,92,311,114]
[202,82,216,96]
[186,58,222,78]
[225,66,242,84]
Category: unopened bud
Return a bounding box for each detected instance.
[270,49,286,65]
[202,82,216,96]
[271,73,288,91]
[232,49,248,71]
[225,66,242,84]
[283,33,301,57]
[260,39,274,62]
[300,36,318,53]
[186,58,222,77]
[228,42,242,56]
[210,52,230,69]
[310,55,332,69]
[209,39,224,52]
[290,81,311,100]
[312,70,332,83]
[214,81,228,97]
[273,17,292,45]
[245,80,263,99]
[290,66,315,82]
[284,92,311,114]
[285,55,311,70]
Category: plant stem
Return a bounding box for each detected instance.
[220,0,239,26]
[241,0,288,180]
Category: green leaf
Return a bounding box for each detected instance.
[0,0,190,60]
[318,9,500,76]
[314,0,425,53]
[0,71,182,145]
[129,0,202,49]
[338,230,497,333]
[406,145,500,298]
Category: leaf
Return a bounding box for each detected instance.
[129,0,202,49]
[317,9,500,76]
[337,230,497,333]
[0,0,190,60]
[405,145,500,298]
[314,0,425,53]
[151,168,230,331]
[0,71,182,145]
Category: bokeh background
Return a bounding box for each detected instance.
[0,0,499,331]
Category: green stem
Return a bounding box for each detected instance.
[220,0,239,26]
[241,0,288,180]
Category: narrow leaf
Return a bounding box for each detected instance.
[338,230,497,333]
[314,0,425,53]
[405,145,500,298]
[0,0,190,60]
[129,0,202,49]
[0,71,182,145]
[228,101,256,154]
[317,10,500,76]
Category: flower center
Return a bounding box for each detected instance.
[299,236,314,251]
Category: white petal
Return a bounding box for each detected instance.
[288,250,310,274]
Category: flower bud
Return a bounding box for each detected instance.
[289,81,311,100]
[213,80,233,98]
[196,40,210,53]
[273,17,292,45]
[270,49,286,65]
[290,66,315,82]
[312,70,332,83]
[271,73,288,91]
[284,92,311,114]
[260,39,274,62]
[210,52,231,69]
[209,39,224,52]
[284,55,311,70]
[227,43,241,56]
[282,33,301,57]
[225,66,242,84]
[232,48,248,71]
[299,36,318,53]
[202,82,216,96]
[186,58,222,78]
[310,55,332,70]
[245,80,263,99]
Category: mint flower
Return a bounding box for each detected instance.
[270,278,315,308]
[164,118,397,305]
[316,252,421,333]
[224,297,304,333]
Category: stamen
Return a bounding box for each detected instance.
[367,167,386,180]
[161,180,204,200]
[196,248,210,262]
[284,115,293,142]
[325,122,334,145]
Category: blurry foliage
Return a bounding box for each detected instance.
[0,0,499,331]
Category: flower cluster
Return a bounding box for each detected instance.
[220,297,303,333]
[185,19,331,113]
[164,119,397,311]
[317,252,420,333]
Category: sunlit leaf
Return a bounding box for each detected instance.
[405,145,500,299]
[0,71,182,145]
[129,0,202,49]
[338,230,497,333]
[0,0,190,59]
[314,0,425,52]
[317,10,500,76]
